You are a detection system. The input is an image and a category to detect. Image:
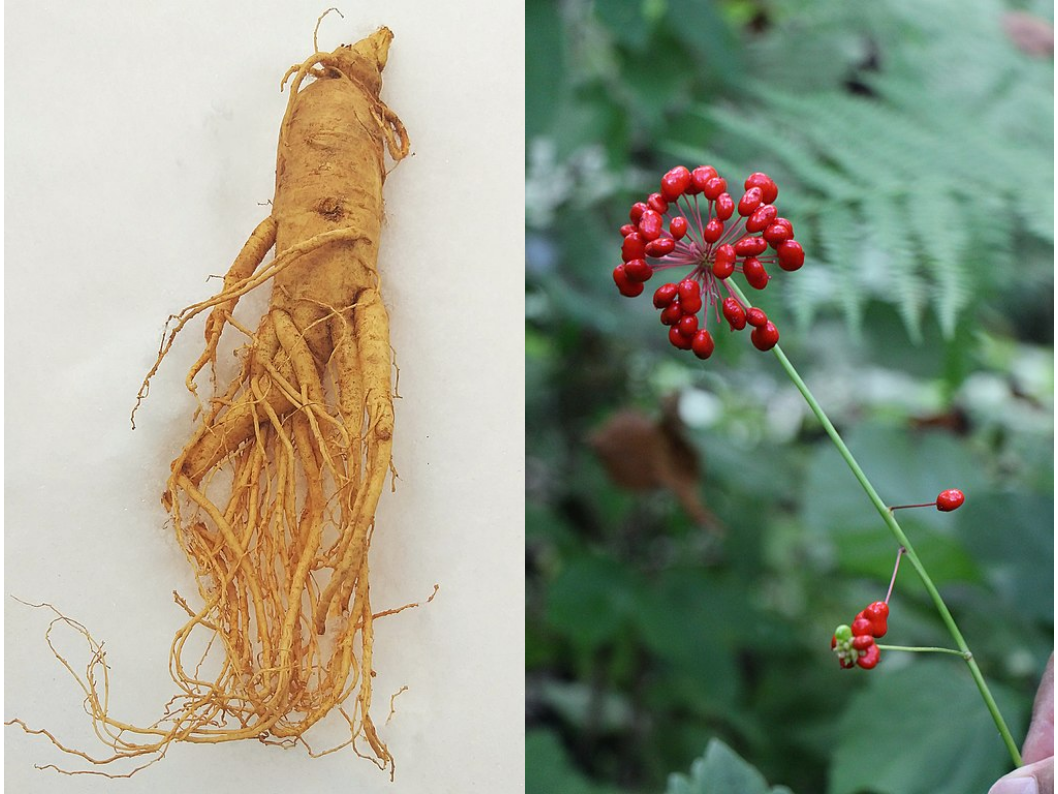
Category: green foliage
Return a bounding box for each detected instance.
[665,740,795,794]
[829,662,1028,794]
[956,492,1056,623]
[526,1,1053,793]
[802,423,991,585]
[669,0,1053,342]
[527,729,623,794]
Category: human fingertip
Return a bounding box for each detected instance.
[988,777,1039,794]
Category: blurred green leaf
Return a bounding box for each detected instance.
[955,492,1055,623]
[829,661,1026,794]
[539,678,635,732]
[633,572,746,710]
[552,83,630,160]
[546,553,643,651]
[596,0,652,49]
[664,0,740,82]
[527,729,622,794]
[665,738,794,794]
[527,0,565,139]
[620,39,695,135]
[828,523,981,589]
[803,423,989,582]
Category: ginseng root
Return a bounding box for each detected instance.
[9,24,412,776]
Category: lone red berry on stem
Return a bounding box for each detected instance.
[936,489,965,512]
[611,166,804,359]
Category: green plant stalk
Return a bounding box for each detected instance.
[877,644,968,657]
[726,285,1021,766]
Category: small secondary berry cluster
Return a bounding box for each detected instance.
[612,166,804,360]
[831,602,888,670]
[831,489,965,671]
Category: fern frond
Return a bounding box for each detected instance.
[905,185,971,337]
[706,106,860,198]
[861,193,927,342]
[816,202,867,336]
[666,0,1052,342]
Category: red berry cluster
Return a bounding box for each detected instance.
[613,166,804,360]
[831,601,889,670]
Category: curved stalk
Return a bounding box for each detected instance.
[726,284,1022,766]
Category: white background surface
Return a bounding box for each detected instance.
[5,2,524,791]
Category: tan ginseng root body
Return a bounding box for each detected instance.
[9,27,410,776]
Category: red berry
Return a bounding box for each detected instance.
[857,644,881,670]
[864,602,889,622]
[742,257,769,290]
[734,235,768,257]
[737,187,764,217]
[936,489,965,512]
[629,202,648,223]
[712,260,734,280]
[638,210,663,241]
[622,232,646,262]
[669,325,694,350]
[691,329,715,360]
[714,193,735,221]
[620,223,637,237]
[680,291,703,315]
[678,314,699,337]
[745,307,768,328]
[864,602,889,638]
[660,301,683,326]
[763,223,793,247]
[852,635,875,651]
[702,177,727,201]
[690,166,718,193]
[677,278,700,303]
[712,244,736,279]
[745,204,778,233]
[765,228,791,249]
[851,616,873,637]
[776,240,805,271]
[648,193,669,214]
[623,258,653,282]
[660,166,692,202]
[677,279,703,314]
[744,172,778,204]
[653,283,678,308]
[670,216,689,240]
[613,265,644,297]
[703,217,724,244]
[645,238,676,258]
[722,297,747,330]
[751,321,779,351]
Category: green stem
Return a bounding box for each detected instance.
[727,286,1021,766]
[877,645,968,658]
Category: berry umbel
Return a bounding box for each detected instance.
[613,166,803,359]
